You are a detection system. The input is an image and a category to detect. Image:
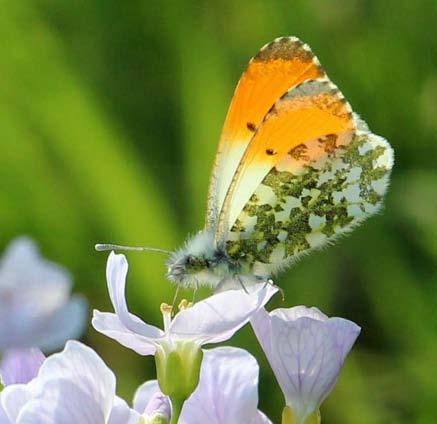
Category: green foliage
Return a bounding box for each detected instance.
[1,0,436,422]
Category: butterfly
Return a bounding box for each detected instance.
[98,37,394,291]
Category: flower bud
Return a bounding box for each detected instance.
[155,340,203,400]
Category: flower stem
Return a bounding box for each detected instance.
[170,397,185,424]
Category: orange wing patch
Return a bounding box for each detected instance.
[223,37,325,143]
[207,37,326,228]
[217,78,356,237]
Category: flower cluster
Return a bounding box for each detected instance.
[0,239,361,424]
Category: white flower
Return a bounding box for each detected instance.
[0,237,87,351]
[133,347,272,424]
[251,306,361,423]
[92,252,277,406]
[0,341,141,424]
[92,252,277,355]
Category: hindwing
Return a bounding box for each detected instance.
[225,130,394,273]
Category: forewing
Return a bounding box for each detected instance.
[218,78,356,239]
[206,37,325,228]
[225,129,394,272]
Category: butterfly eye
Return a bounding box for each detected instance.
[265,148,277,156]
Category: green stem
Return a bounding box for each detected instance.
[170,397,185,424]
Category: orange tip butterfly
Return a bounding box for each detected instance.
[97,37,394,292]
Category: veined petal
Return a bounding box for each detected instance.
[270,306,328,322]
[1,348,45,386]
[133,380,170,419]
[180,347,261,424]
[105,252,163,339]
[1,385,33,422]
[250,307,273,358]
[17,380,106,424]
[92,311,158,356]
[108,396,141,424]
[35,341,116,422]
[169,284,277,345]
[133,381,161,413]
[0,341,139,424]
[252,306,360,421]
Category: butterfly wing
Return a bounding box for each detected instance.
[222,81,393,273]
[206,37,325,229]
[217,78,357,239]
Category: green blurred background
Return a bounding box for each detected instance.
[1,0,437,422]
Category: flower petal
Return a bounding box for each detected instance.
[36,296,88,352]
[133,380,171,419]
[36,341,116,421]
[170,284,277,345]
[0,399,10,424]
[108,396,140,424]
[270,306,328,322]
[251,411,273,424]
[180,347,261,424]
[252,306,360,420]
[0,348,45,386]
[92,311,158,356]
[17,380,105,424]
[0,237,82,351]
[1,384,33,422]
[105,252,163,339]
[133,380,160,413]
[0,237,71,309]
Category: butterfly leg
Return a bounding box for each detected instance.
[171,286,181,317]
[192,280,198,303]
[235,274,249,294]
[268,279,285,301]
[257,276,285,301]
[214,277,228,293]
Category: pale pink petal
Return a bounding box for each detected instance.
[1,385,33,422]
[133,380,171,419]
[92,311,157,356]
[0,237,85,351]
[36,341,116,421]
[180,347,261,424]
[105,252,163,339]
[0,348,45,386]
[0,399,10,424]
[0,238,71,316]
[108,396,140,424]
[170,284,277,345]
[270,306,328,322]
[17,381,105,424]
[252,306,360,420]
[133,380,160,413]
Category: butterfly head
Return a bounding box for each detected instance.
[166,253,208,286]
[166,230,223,288]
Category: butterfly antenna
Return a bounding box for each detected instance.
[95,243,171,255]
